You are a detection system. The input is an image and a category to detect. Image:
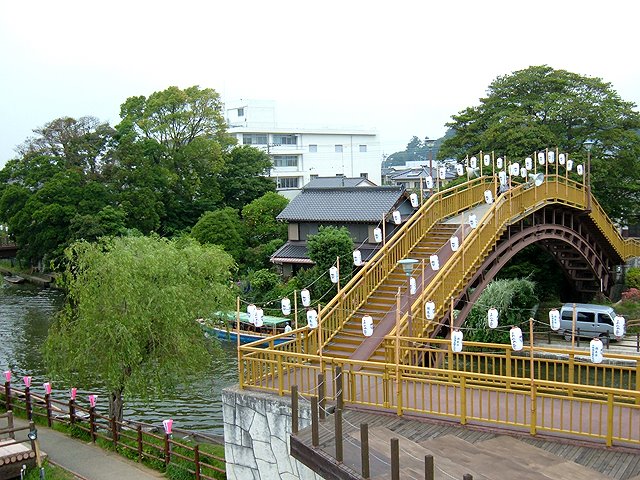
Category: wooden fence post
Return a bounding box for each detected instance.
[89,406,96,443]
[4,381,11,411]
[291,385,299,434]
[45,393,52,427]
[318,373,325,420]
[425,454,434,480]
[194,444,201,480]
[111,416,119,447]
[7,411,14,440]
[335,408,343,463]
[137,424,143,462]
[391,438,400,480]
[164,432,171,467]
[361,423,370,480]
[311,396,319,447]
[25,386,32,421]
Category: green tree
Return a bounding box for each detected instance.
[191,207,245,262]
[220,145,275,210]
[464,278,538,344]
[440,65,640,222]
[43,235,235,423]
[306,226,355,298]
[241,192,288,247]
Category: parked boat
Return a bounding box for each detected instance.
[3,275,25,284]
[199,311,294,345]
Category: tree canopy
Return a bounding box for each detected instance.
[439,65,640,222]
[43,235,236,422]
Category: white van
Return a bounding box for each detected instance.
[559,303,622,340]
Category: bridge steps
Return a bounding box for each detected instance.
[323,223,458,360]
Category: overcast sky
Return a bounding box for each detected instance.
[1,0,638,168]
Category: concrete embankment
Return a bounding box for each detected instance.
[0,267,57,288]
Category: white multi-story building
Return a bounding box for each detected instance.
[225,100,382,198]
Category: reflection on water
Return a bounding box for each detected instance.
[0,282,238,435]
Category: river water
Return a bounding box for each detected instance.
[0,281,238,436]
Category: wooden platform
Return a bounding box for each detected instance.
[291,407,640,480]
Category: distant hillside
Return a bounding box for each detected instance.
[383,129,454,168]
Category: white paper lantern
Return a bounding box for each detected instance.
[487,308,499,329]
[255,308,264,328]
[470,156,478,169]
[558,153,566,165]
[577,164,584,175]
[450,235,459,251]
[392,210,402,225]
[613,315,625,338]
[567,159,573,171]
[425,301,436,320]
[409,277,417,295]
[469,214,478,229]
[590,338,603,364]
[438,166,446,180]
[425,176,434,189]
[306,309,318,329]
[510,326,523,351]
[548,151,555,164]
[410,193,419,208]
[451,330,464,353]
[498,171,507,185]
[353,249,362,266]
[510,162,520,176]
[373,227,383,243]
[429,254,440,270]
[549,309,560,331]
[247,304,257,324]
[484,190,494,204]
[520,167,527,178]
[483,154,491,166]
[496,157,503,169]
[300,288,311,307]
[362,315,374,337]
[456,163,464,176]
[525,157,533,170]
[281,298,291,316]
[538,152,545,165]
[329,266,339,284]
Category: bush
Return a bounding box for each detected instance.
[625,267,640,289]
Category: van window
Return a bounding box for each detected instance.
[598,313,613,325]
[577,311,595,323]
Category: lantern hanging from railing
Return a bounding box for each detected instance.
[425,301,436,320]
[567,159,573,171]
[281,297,291,316]
[470,156,478,169]
[425,176,434,189]
[89,394,97,408]
[362,315,374,337]
[498,171,507,185]
[429,254,439,270]
[255,308,264,328]
[247,303,256,321]
[163,419,173,435]
[483,154,491,166]
[451,329,463,353]
[306,308,318,329]
[538,152,545,165]
[484,190,493,204]
[496,157,503,169]
[590,338,603,364]
[23,376,31,388]
[548,151,555,164]
[43,382,52,395]
[373,227,382,243]
[510,162,520,176]
[450,235,459,251]
[520,167,527,178]
[409,193,419,208]
[549,309,560,331]
[329,266,339,284]
[456,163,464,176]
[577,164,584,175]
[469,214,478,229]
[3,371,10,383]
[509,326,523,351]
[409,277,417,295]
[392,210,402,225]
[438,166,446,180]
[525,157,533,170]
[487,308,499,329]
[558,153,566,165]
[300,288,311,307]
[613,315,625,338]
[353,249,362,266]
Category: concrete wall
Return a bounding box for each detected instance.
[223,385,324,480]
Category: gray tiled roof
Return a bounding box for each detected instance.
[271,241,380,264]
[304,177,377,189]
[276,186,406,222]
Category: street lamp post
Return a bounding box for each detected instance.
[425,139,436,196]
[398,258,419,337]
[583,139,595,211]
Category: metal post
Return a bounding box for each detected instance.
[361,423,370,480]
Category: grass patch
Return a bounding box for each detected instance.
[24,461,76,480]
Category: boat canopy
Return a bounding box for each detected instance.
[212,311,290,327]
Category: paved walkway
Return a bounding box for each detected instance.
[13,418,165,480]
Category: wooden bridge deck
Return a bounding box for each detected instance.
[291,407,640,480]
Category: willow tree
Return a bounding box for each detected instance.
[43,235,235,424]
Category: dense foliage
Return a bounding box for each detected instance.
[627,267,640,289]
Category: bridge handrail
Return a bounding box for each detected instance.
[589,196,640,260]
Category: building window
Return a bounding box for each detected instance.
[272,134,297,145]
[273,155,299,167]
[243,133,267,145]
[237,107,244,117]
[277,177,300,189]
[309,144,318,153]
[335,145,343,153]
[359,144,367,153]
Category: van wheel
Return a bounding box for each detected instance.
[563,331,572,341]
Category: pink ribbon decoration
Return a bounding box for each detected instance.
[43,382,52,394]
[88,394,97,407]
[163,419,173,435]
[23,376,31,388]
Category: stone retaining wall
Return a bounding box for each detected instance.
[223,385,324,480]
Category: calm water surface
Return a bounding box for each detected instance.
[0,281,238,436]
